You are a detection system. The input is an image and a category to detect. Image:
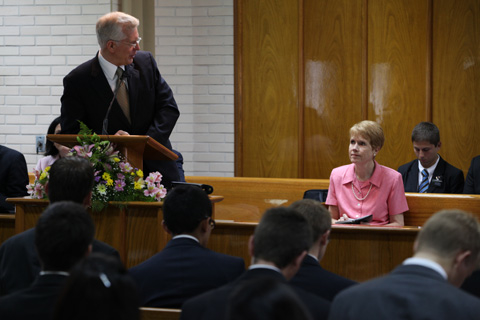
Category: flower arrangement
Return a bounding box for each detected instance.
[27,122,167,211]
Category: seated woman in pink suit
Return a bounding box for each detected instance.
[325,120,408,226]
[35,117,71,172]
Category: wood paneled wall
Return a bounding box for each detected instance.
[235,0,480,178]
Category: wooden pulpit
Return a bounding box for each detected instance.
[47,134,178,171]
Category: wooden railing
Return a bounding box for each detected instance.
[186,176,480,227]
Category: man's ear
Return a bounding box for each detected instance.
[293,251,307,269]
[162,220,172,235]
[248,235,255,258]
[85,244,93,257]
[83,191,92,208]
[320,230,330,246]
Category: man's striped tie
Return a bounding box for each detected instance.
[116,67,130,123]
[418,169,429,193]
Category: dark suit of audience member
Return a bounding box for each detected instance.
[291,254,356,302]
[289,199,356,301]
[398,157,464,193]
[0,145,29,213]
[181,207,330,320]
[0,157,119,296]
[0,202,95,320]
[464,155,480,194]
[60,12,179,188]
[398,122,464,193]
[328,210,480,320]
[0,228,118,296]
[129,185,244,308]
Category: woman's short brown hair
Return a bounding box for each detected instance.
[350,120,385,151]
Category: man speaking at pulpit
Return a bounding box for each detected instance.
[60,11,180,188]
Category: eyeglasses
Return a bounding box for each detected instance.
[110,37,141,48]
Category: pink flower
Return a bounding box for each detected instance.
[119,162,133,173]
[114,179,126,191]
[146,172,163,184]
[155,186,167,201]
[144,184,159,197]
[73,144,94,158]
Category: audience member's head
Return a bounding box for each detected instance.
[411,121,440,146]
[35,201,94,272]
[96,11,139,50]
[47,156,94,206]
[162,185,213,243]
[289,199,331,260]
[350,120,385,152]
[410,121,441,168]
[414,209,480,287]
[54,253,140,320]
[251,207,312,279]
[226,277,313,320]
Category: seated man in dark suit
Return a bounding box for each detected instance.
[129,185,245,308]
[0,201,95,320]
[289,199,356,301]
[398,122,464,193]
[0,156,119,296]
[0,145,29,213]
[328,209,480,320]
[464,155,480,194]
[181,207,330,320]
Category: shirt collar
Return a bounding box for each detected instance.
[39,271,69,277]
[418,154,440,177]
[403,257,447,280]
[343,160,382,188]
[172,234,199,243]
[307,253,319,261]
[98,51,124,81]
[248,264,282,274]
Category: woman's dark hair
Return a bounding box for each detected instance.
[44,116,62,156]
[54,253,140,320]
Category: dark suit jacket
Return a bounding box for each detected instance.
[290,255,357,301]
[181,268,330,320]
[60,51,180,187]
[0,228,120,296]
[464,155,480,194]
[0,274,67,320]
[129,237,245,308]
[398,156,464,193]
[0,145,28,213]
[461,269,480,298]
[328,264,480,320]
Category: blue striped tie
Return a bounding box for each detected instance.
[418,169,429,193]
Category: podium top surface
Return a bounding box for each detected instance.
[47,134,178,162]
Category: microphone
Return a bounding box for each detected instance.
[102,69,128,135]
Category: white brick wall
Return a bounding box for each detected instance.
[0,0,235,177]
[156,0,234,176]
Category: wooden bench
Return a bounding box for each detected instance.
[140,307,180,320]
[208,221,418,282]
[185,176,329,222]
[186,176,480,226]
